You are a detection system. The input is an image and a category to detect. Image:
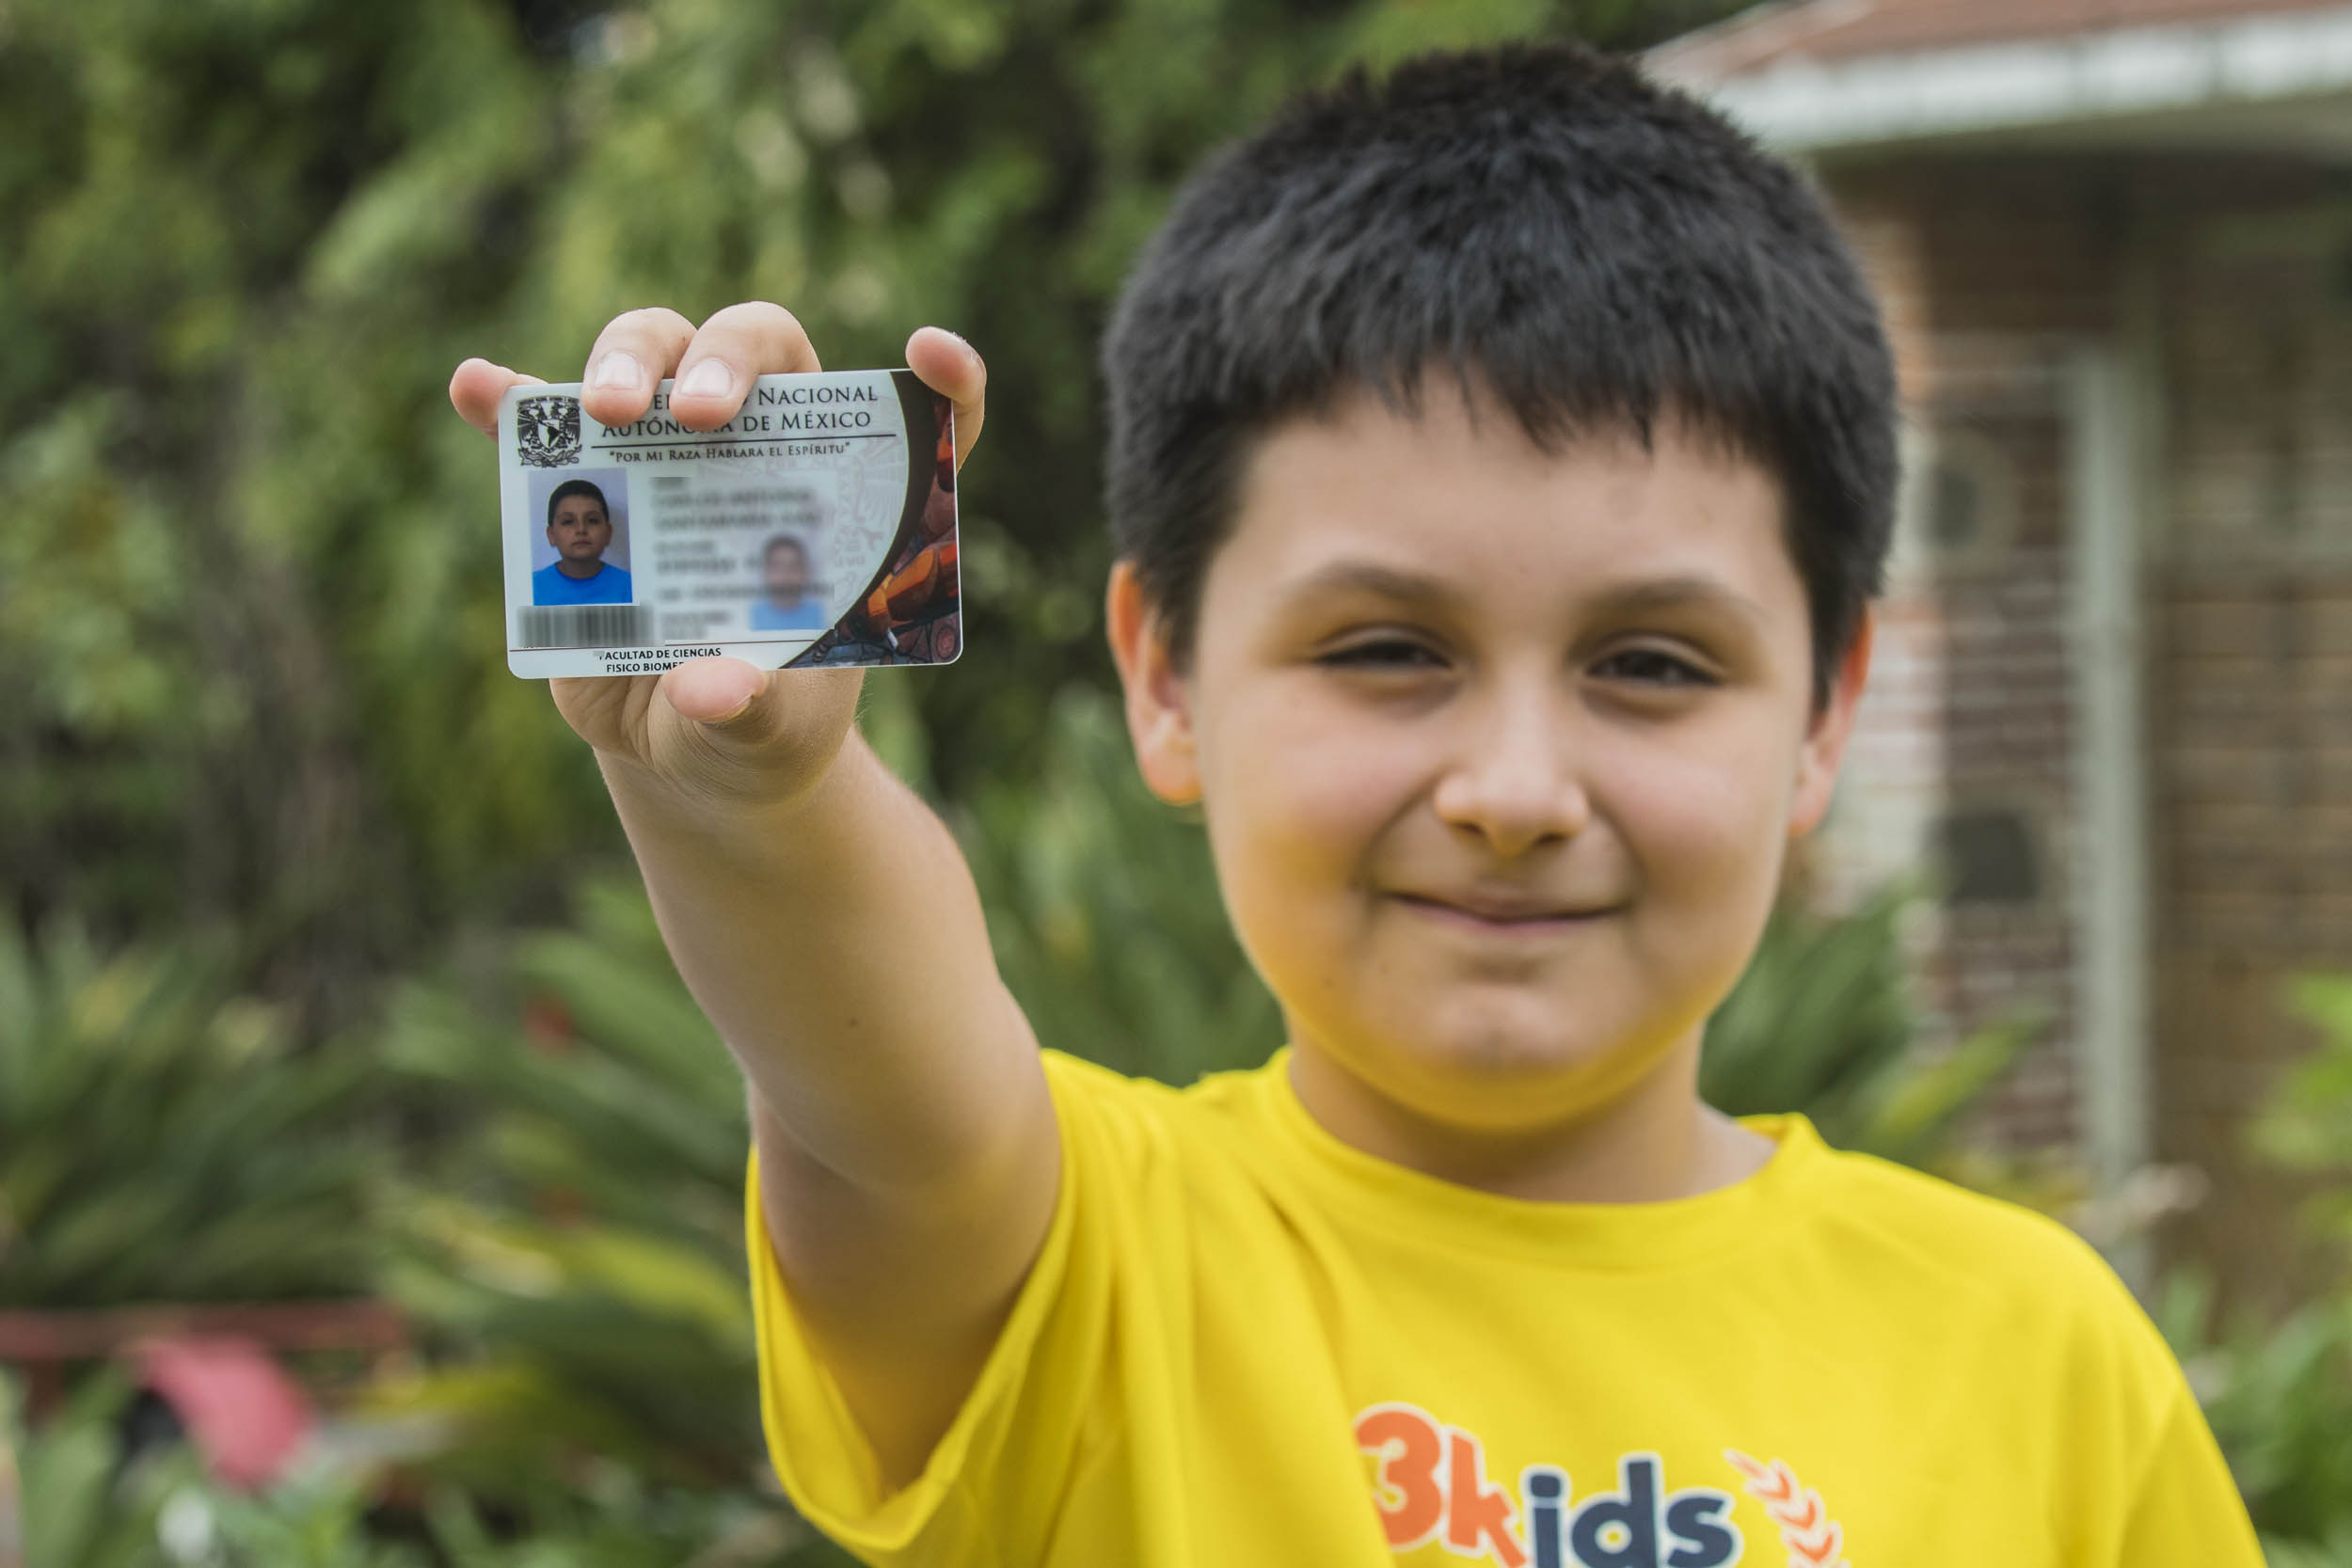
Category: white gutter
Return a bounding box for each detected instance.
[1658,4,2352,151]
[2067,343,2155,1287]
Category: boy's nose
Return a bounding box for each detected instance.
[1430,687,1593,859]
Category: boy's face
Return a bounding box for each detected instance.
[548,494,612,562]
[1110,382,1868,1143]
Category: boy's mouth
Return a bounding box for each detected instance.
[1390,891,1618,928]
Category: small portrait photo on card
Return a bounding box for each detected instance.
[749,533,832,632]
[529,469,634,607]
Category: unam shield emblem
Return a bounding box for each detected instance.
[516,395,582,467]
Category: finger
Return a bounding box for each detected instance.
[905,326,987,470]
[660,656,768,726]
[656,657,862,777]
[580,307,699,429]
[671,302,824,432]
[449,359,546,438]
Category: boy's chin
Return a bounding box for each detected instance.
[1321,1009,1682,1134]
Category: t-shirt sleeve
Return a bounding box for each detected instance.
[2053,1248,2266,1567]
[742,1051,1153,1564]
[2111,1376,2266,1565]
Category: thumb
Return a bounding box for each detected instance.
[648,657,864,803]
[661,656,766,726]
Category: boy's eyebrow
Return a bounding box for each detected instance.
[1279,561,1455,609]
[1279,561,1770,626]
[1590,574,1772,626]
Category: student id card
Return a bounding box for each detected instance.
[498,369,960,678]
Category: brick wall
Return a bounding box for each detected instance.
[1818,152,2352,1300]
[2151,204,2352,1301]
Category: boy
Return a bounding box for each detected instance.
[450,44,2261,1567]
[532,478,633,605]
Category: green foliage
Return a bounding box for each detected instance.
[9,1368,417,1567]
[954,686,1280,1085]
[377,877,764,1501]
[1701,886,2033,1165]
[0,923,385,1307]
[11,1370,167,1568]
[2264,1536,2352,1568]
[417,1483,841,1568]
[373,878,850,1562]
[0,0,587,992]
[2145,974,2352,1558]
[2260,976,2352,1226]
[4,1369,829,1568]
[2155,1273,2352,1558]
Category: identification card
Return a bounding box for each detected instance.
[498,369,960,678]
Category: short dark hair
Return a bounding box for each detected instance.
[764,533,809,562]
[1101,43,1898,704]
[546,478,610,529]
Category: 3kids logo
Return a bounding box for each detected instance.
[1354,1403,1851,1568]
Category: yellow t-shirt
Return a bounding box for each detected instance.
[746,1049,2263,1566]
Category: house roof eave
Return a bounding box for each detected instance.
[1651,2,2352,153]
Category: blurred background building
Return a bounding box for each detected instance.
[1660,0,2352,1304]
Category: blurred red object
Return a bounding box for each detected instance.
[0,1299,408,1424]
[133,1335,313,1490]
[523,995,576,1053]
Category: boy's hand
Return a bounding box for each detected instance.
[449,305,987,813]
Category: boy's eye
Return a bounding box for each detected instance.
[1317,637,1446,671]
[1592,646,1716,688]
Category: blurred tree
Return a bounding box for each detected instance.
[0,0,1751,1023]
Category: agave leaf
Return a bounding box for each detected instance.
[0,927,386,1308]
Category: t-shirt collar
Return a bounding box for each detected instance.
[1248,1045,1827,1270]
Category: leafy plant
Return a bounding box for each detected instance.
[2258,976,2352,1240]
[0,923,386,1308]
[378,899,751,1477]
[2124,973,2352,1560]
[1701,885,2035,1167]
[374,879,846,1563]
[2154,1270,2352,1558]
[4,1366,818,1568]
[8,1366,416,1568]
[953,685,1281,1086]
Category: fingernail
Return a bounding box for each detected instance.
[589,351,645,392]
[677,359,734,400]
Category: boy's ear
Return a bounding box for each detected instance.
[1788,605,1876,839]
[1105,562,1202,807]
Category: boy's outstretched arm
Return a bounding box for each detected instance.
[451,303,1056,1489]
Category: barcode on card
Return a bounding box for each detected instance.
[515,605,658,649]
